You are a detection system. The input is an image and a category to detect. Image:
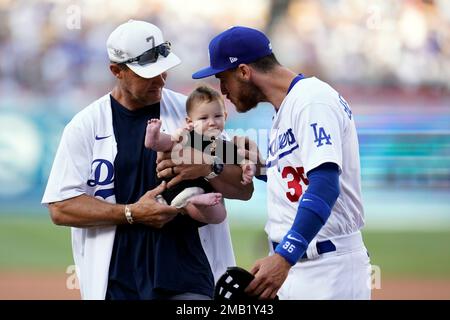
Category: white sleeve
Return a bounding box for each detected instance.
[41,121,93,205]
[294,103,343,174]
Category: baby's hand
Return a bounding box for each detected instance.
[184,123,194,131]
[241,163,256,185]
[171,123,194,142]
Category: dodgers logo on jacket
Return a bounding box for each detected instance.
[87,159,115,199]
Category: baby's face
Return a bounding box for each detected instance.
[187,100,227,137]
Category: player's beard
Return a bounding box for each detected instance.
[233,78,266,113]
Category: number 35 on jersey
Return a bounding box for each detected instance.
[282,166,309,202]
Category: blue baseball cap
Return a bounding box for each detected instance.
[192,26,272,79]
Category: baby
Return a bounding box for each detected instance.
[145,85,256,224]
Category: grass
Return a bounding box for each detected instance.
[1,216,449,278]
[0,215,73,270]
[230,224,450,279]
[362,231,450,278]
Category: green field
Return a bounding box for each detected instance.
[229,221,450,278]
[1,216,450,278]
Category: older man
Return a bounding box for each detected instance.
[42,20,252,300]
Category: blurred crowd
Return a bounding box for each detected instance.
[0,0,448,199]
[0,0,449,107]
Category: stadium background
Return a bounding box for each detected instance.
[0,0,449,299]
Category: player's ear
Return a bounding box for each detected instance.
[185,116,193,125]
[223,110,228,121]
[237,64,252,81]
[110,63,124,79]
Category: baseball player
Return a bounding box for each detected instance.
[192,26,371,299]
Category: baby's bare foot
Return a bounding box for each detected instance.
[145,119,162,149]
[188,193,222,206]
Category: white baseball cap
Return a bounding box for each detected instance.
[107,20,181,79]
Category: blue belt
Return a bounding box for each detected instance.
[272,240,336,260]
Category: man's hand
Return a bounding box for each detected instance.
[157,142,254,200]
[156,150,210,189]
[245,254,291,300]
[131,181,179,228]
[233,136,266,176]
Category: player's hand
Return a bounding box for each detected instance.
[156,150,210,189]
[245,254,291,300]
[241,163,256,185]
[233,136,266,176]
[131,181,179,228]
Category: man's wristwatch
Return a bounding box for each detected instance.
[205,156,224,180]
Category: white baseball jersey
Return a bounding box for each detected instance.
[41,88,235,299]
[265,77,365,243]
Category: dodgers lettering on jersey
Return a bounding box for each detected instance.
[265,77,365,243]
[87,159,115,200]
[266,128,298,168]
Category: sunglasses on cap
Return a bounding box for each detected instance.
[124,41,172,66]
